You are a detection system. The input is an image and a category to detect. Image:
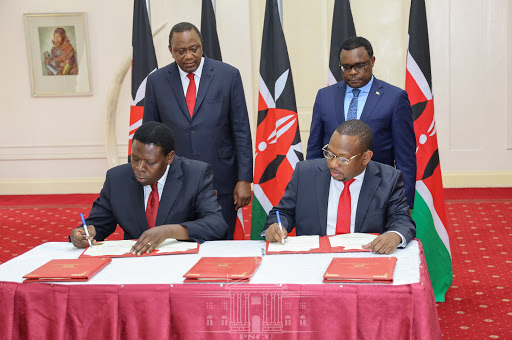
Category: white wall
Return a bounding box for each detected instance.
[0,0,511,194]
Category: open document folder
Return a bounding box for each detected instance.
[79,238,199,258]
[266,233,378,254]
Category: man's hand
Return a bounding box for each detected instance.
[130,224,190,256]
[70,225,97,248]
[264,223,288,244]
[362,233,401,254]
[234,181,252,210]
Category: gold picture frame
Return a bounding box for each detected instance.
[24,13,92,96]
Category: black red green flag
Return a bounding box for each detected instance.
[406,0,453,302]
[328,0,356,85]
[201,0,222,61]
[128,0,158,157]
[250,0,303,240]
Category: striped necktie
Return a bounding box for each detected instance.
[346,88,361,120]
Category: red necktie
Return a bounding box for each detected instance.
[335,179,356,234]
[185,73,196,117]
[146,183,159,229]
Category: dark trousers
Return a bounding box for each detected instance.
[217,193,236,240]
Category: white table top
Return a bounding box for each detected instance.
[0,240,421,285]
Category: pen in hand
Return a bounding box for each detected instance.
[80,213,93,247]
[276,210,285,245]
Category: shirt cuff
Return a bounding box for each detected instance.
[385,231,406,248]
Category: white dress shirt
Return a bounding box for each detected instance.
[177,57,205,96]
[326,169,366,235]
[143,165,170,211]
[326,168,406,246]
[344,75,374,120]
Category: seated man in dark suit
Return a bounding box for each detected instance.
[264,120,415,254]
[70,122,227,255]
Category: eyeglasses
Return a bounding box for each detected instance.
[339,60,370,73]
[322,145,365,166]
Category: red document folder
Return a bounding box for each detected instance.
[79,240,200,258]
[183,257,262,283]
[323,257,397,283]
[23,258,112,282]
[265,235,374,255]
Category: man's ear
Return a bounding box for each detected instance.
[362,150,373,165]
[166,151,175,165]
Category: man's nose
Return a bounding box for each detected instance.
[137,162,146,172]
[328,157,341,169]
[348,66,359,75]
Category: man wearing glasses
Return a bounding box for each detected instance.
[306,37,416,210]
[264,120,415,254]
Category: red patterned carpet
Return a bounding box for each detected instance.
[0,194,124,261]
[1,188,511,339]
[438,188,512,339]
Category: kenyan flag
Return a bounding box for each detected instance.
[406,0,453,302]
[250,0,303,239]
[328,0,356,86]
[128,0,158,158]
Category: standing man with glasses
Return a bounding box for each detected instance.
[263,120,415,254]
[306,37,416,210]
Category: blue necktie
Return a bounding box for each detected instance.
[346,88,361,120]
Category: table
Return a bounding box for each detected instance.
[0,240,441,339]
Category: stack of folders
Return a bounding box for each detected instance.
[23,258,112,283]
[323,257,397,284]
[183,257,262,283]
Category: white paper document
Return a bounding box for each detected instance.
[83,238,197,257]
[154,238,198,253]
[328,233,378,250]
[267,235,320,252]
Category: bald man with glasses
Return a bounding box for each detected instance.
[306,36,417,211]
[263,120,415,255]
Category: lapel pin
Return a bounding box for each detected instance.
[376,91,380,95]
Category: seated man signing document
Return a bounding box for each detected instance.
[70,122,227,255]
[263,120,415,254]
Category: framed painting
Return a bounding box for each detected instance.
[24,13,92,96]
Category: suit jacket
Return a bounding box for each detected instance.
[143,57,253,196]
[85,156,227,243]
[306,77,416,208]
[264,159,416,245]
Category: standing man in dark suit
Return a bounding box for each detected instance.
[265,120,415,254]
[143,22,253,239]
[307,37,416,209]
[70,122,227,255]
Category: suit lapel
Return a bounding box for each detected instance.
[156,158,183,226]
[166,63,191,121]
[335,82,347,125]
[355,161,380,232]
[193,58,214,118]
[130,173,148,235]
[360,77,384,122]
[315,162,331,235]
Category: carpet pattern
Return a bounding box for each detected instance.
[1,189,511,339]
[437,188,512,339]
[0,194,123,262]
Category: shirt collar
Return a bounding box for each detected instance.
[331,167,367,189]
[178,57,205,81]
[353,168,366,182]
[144,164,170,190]
[346,75,374,94]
